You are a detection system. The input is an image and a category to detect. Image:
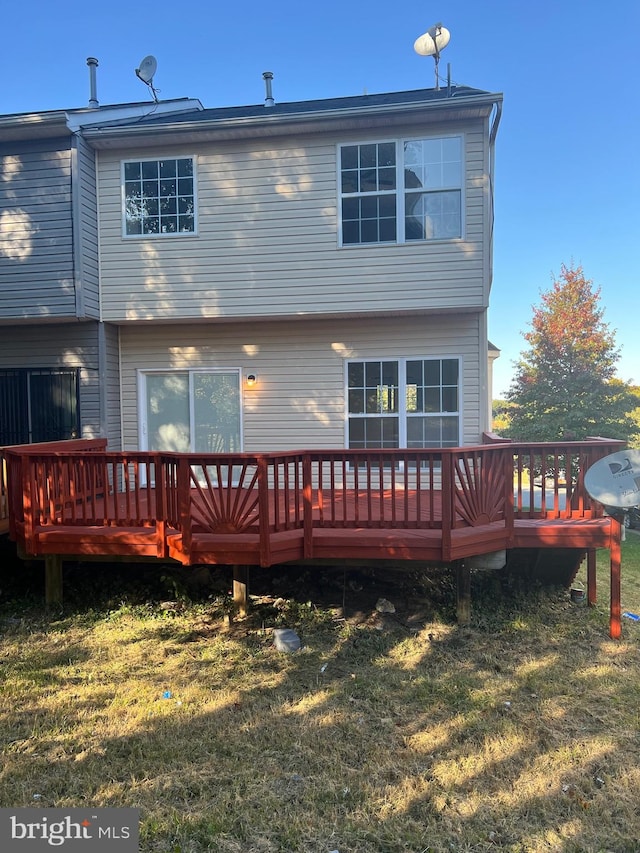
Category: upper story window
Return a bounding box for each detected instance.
[123,157,196,237]
[339,136,462,246]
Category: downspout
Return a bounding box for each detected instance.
[488,99,502,290]
[70,134,85,319]
[489,101,502,290]
[483,98,503,435]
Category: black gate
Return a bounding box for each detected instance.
[0,368,80,445]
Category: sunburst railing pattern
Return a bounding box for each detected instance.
[452,447,510,527]
[188,460,261,533]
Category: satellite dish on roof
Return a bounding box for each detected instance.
[135,55,159,103]
[414,24,450,56]
[414,23,450,90]
[584,450,640,509]
[136,55,157,85]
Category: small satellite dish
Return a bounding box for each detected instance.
[135,55,159,103]
[414,23,450,90]
[584,450,640,509]
[136,55,157,85]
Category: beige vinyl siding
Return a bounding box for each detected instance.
[0,322,102,438]
[0,139,77,319]
[119,314,483,453]
[98,119,489,322]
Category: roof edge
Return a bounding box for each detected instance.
[82,89,503,144]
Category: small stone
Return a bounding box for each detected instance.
[273,628,301,653]
[375,597,396,614]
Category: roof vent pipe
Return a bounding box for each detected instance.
[87,57,99,108]
[263,71,275,107]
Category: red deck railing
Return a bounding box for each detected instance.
[2,439,108,538]
[1,438,624,558]
[0,438,627,639]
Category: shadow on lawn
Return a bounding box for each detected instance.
[1,553,639,852]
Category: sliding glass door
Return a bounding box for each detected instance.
[141,370,241,453]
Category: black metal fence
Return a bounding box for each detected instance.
[0,368,80,445]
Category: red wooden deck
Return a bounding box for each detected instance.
[0,438,625,637]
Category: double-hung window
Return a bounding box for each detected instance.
[123,157,196,236]
[347,358,460,449]
[339,136,462,245]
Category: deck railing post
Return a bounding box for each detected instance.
[4,452,21,540]
[257,457,271,567]
[177,455,192,561]
[21,454,36,556]
[155,453,167,558]
[610,517,622,640]
[441,450,453,561]
[303,454,313,559]
[503,447,515,547]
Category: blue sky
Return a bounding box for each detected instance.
[3,1,638,396]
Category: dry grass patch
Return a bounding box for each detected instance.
[1,546,639,852]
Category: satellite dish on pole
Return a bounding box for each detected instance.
[414,23,450,90]
[584,450,640,509]
[135,55,159,102]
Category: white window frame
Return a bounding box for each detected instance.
[337,134,464,247]
[121,155,198,238]
[344,357,462,449]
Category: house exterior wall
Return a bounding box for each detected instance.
[73,135,100,319]
[0,322,102,438]
[102,322,122,450]
[97,117,490,323]
[0,137,78,320]
[118,314,484,452]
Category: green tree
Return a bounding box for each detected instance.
[492,398,515,434]
[627,385,640,448]
[506,264,638,443]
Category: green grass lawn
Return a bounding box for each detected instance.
[1,541,639,853]
[573,529,640,618]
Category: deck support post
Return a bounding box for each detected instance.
[233,565,250,618]
[45,555,63,609]
[586,549,597,605]
[610,520,621,640]
[456,560,471,626]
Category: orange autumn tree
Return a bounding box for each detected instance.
[506,264,638,442]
